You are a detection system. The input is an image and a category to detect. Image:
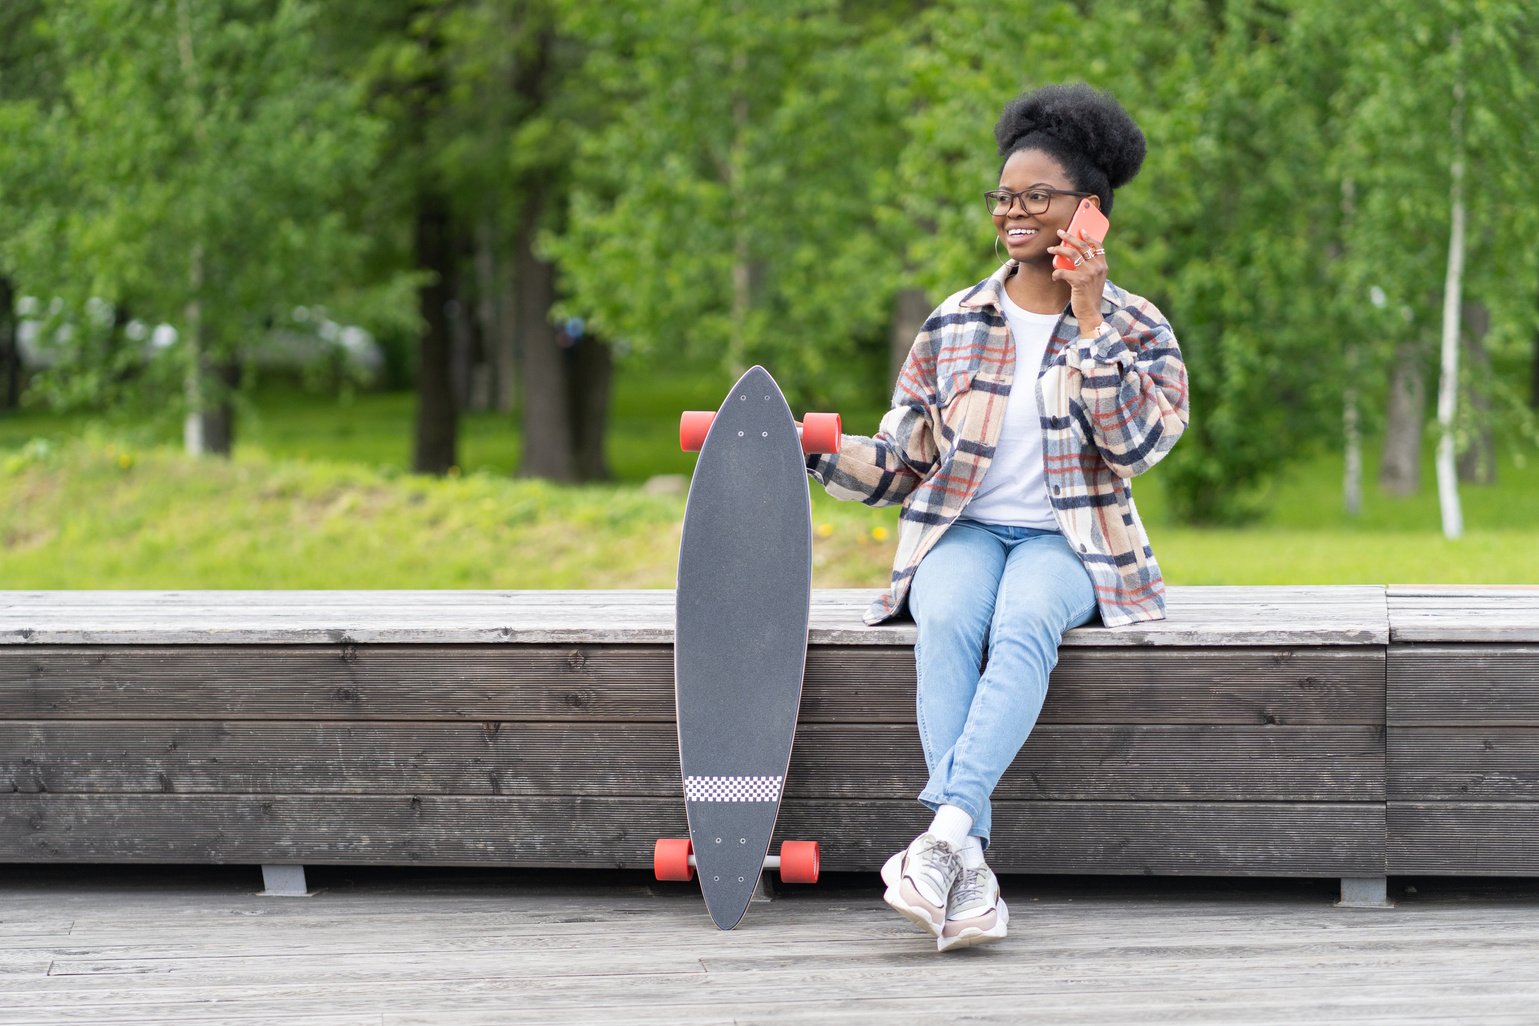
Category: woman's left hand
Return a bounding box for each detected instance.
[1050,228,1107,337]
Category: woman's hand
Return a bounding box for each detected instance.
[1050,228,1107,337]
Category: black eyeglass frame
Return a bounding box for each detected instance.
[983,186,1096,216]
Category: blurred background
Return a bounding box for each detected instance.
[0,0,1535,590]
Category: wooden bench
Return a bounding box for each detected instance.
[2,586,1534,905]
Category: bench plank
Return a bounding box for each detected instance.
[1389,802,1539,875]
[0,587,1391,646]
[1388,586,1539,643]
[1388,645,1539,725]
[1388,729,1539,801]
[0,794,1385,876]
[3,721,1386,802]
[0,645,1384,725]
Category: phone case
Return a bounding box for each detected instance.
[1053,199,1110,271]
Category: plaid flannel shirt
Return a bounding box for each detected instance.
[808,260,1189,628]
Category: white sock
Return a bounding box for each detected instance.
[927,805,973,851]
[959,835,986,869]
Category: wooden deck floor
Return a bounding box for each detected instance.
[2,865,1537,1025]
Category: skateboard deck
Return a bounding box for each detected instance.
[672,365,817,929]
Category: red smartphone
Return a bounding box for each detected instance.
[1053,199,1110,271]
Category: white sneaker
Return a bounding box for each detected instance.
[938,864,1009,952]
[880,833,962,936]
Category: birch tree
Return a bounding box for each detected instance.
[1435,33,1466,539]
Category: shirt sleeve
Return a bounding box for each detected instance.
[807,333,941,508]
[1069,301,1189,479]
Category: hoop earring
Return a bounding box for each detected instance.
[994,236,1003,262]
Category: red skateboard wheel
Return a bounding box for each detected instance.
[654,838,696,881]
[778,840,820,884]
[799,413,841,456]
[680,411,715,452]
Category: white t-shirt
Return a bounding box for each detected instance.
[962,288,1060,530]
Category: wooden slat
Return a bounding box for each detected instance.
[1388,645,1539,726]
[1388,586,1539,643]
[1389,801,1539,875]
[1,722,1385,802]
[0,645,1384,725]
[1389,728,1539,802]
[0,586,1392,646]
[0,794,1385,875]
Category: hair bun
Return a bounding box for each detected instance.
[995,82,1146,190]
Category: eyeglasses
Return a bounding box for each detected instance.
[983,186,1095,216]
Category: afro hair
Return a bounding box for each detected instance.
[994,83,1146,215]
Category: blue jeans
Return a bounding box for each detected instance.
[908,518,1098,847]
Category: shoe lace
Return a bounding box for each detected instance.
[949,867,991,912]
[912,838,960,894]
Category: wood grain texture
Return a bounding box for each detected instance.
[1388,801,1539,875]
[0,645,1385,725]
[1387,586,1539,643]
[1,722,1385,802]
[1388,645,1539,725]
[1388,728,1539,801]
[6,864,1538,1026]
[0,794,1385,875]
[11,584,1539,882]
[0,586,1393,646]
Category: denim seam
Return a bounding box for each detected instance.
[913,639,936,769]
[916,789,984,826]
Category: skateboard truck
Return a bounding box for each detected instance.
[654,837,821,885]
[680,410,842,455]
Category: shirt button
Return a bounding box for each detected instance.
[1079,544,1088,553]
[1052,485,1061,495]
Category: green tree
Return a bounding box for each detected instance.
[549,0,910,405]
[9,0,380,455]
[1330,0,1539,528]
[333,0,608,479]
[0,0,64,411]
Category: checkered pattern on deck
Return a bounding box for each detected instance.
[684,775,784,803]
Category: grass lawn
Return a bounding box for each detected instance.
[1,373,1536,590]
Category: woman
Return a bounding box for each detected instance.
[807,83,1188,951]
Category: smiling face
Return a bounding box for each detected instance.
[992,148,1098,265]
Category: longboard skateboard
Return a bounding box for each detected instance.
[655,365,840,929]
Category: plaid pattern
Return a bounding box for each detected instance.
[808,261,1189,629]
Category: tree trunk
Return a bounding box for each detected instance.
[726,26,750,376]
[191,358,239,456]
[1343,344,1362,517]
[475,223,517,415]
[570,331,613,482]
[412,191,460,476]
[515,188,578,482]
[1338,177,1361,518]
[1530,274,1539,409]
[451,276,486,414]
[1434,36,1465,540]
[1379,341,1425,496]
[182,245,212,456]
[889,287,930,395]
[1457,300,1494,485]
[0,275,18,410]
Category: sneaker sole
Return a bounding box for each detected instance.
[880,850,944,937]
[937,898,1009,952]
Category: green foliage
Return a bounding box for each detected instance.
[548,0,909,396]
[3,0,384,418]
[2,0,1537,520]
